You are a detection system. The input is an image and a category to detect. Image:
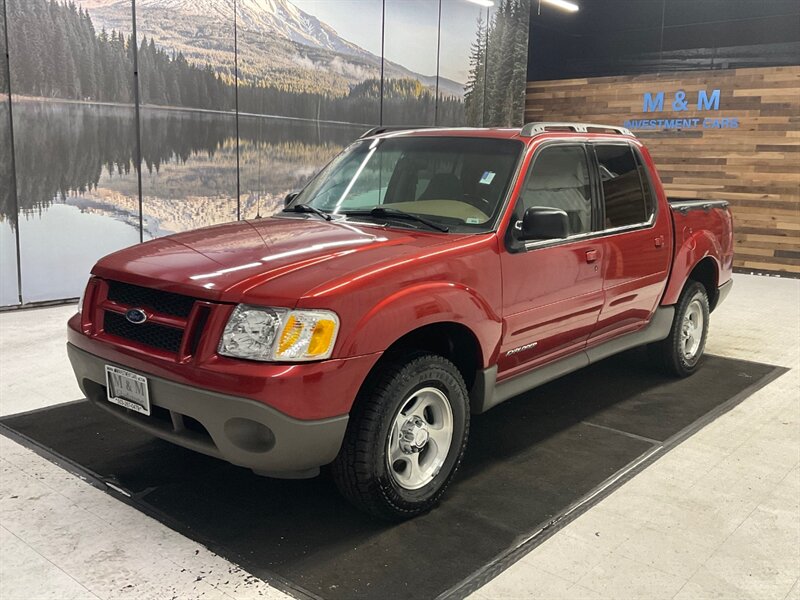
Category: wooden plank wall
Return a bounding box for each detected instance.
[525,66,800,276]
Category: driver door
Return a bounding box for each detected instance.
[498,143,605,379]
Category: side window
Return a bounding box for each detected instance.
[595,144,652,229]
[516,145,592,236]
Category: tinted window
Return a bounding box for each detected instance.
[517,145,592,236]
[595,145,651,229]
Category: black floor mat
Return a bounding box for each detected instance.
[0,351,783,600]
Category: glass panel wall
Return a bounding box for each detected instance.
[440,0,484,126]
[0,0,19,306]
[483,0,530,127]
[447,0,531,128]
[382,0,440,126]
[237,0,379,220]
[137,0,238,237]
[7,0,140,302]
[1,0,531,305]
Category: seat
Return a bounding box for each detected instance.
[418,173,462,201]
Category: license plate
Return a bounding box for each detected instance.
[105,365,150,416]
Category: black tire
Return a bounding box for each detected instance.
[649,281,710,377]
[331,353,470,520]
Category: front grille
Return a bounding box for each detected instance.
[106,280,195,318]
[103,311,184,353]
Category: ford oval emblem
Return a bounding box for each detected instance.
[125,308,148,325]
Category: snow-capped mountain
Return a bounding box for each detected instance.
[79,0,464,97]
[236,0,368,58]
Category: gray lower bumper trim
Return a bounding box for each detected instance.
[67,344,348,476]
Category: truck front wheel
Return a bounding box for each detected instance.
[649,281,710,377]
[331,353,469,520]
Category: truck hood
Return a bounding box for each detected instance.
[92,216,467,304]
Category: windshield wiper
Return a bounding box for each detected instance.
[282,203,332,221]
[343,207,449,233]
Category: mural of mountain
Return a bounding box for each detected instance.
[232,0,374,58]
[79,0,466,98]
[2,0,529,304]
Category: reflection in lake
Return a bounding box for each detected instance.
[0,220,17,306]
[17,204,143,302]
[238,114,356,219]
[1,99,19,305]
[5,99,366,302]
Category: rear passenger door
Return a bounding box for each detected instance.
[499,143,605,377]
[589,143,672,343]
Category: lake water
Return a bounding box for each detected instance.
[1,100,365,305]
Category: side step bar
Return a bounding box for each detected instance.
[470,307,675,414]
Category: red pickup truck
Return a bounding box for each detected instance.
[67,122,733,519]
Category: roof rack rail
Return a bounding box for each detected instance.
[520,122,634,137]
[359,126,434,139]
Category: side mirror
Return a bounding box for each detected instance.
[284,192,299,207]
[519,206,569,241]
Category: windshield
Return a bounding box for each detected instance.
[291,136,523,232]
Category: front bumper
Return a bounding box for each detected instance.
[68,343,349,476]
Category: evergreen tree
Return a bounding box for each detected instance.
[509,0,531,126]
[4,0,467,124]
[77,6,97,99]
[463,13,487,127]
[463,0,530,128]
[485,1,510,125]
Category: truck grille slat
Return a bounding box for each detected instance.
[98,280,209,357]
[106,280,195,318]
[103,311,184,354]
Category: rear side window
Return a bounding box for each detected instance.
[517,145,592,236]
[595,144,652,229]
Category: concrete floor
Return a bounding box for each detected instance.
[0,273,798,600]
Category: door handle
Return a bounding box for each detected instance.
[654,235,665,248]
[585,249,598,263]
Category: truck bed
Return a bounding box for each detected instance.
[661,196,734,309]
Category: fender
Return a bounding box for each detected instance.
[337,281,503,367]
[661,228,722,306]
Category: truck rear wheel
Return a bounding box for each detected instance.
[649,281,710,377]
[331,353,469,520]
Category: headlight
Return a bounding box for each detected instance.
[218,304,340,362]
